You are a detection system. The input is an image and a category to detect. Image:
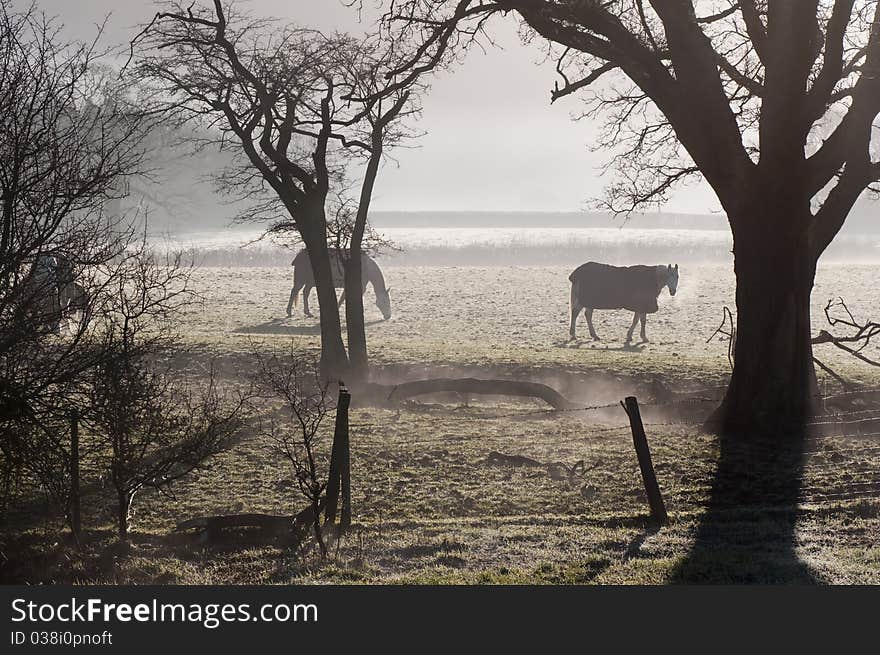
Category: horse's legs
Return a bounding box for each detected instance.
[303,285,314,317]
[640,313,648,342]
[337,289,346,307]
[585,308,600,341]
[569,282,582,339]
[286,283,303,317]
[626,311,639,343]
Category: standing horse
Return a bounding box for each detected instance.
[29,253,65,332]
[569,262,679,342]
[59,281,88,329]
[286,248,392,320]
[29,253,82,333]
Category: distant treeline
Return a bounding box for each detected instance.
[179,234,879,268]
[368,210,731,230]
[123,125,880,236]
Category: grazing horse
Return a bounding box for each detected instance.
[568,262,679,342]
[286,248,392,320]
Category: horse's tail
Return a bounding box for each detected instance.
[292,288,300,307]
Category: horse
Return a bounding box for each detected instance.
[60,281,87,326]
[28,253,82,333]
[568,262,679,343]
[28,253,67,332]
[286,248,392,320]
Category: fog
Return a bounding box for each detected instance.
[28,0,721,215]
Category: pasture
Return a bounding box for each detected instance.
[3,262,880,584]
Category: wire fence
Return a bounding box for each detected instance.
[384,384,880,506]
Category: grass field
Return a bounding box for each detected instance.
[2,262,879,584]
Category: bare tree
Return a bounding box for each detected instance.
[133,0,422,377]
[133,1,422,381]
[0,0,155,503]
[384,1,880,436]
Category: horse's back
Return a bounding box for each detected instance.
[292,248,377,288]
[570,262,659,313]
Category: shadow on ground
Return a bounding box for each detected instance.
[671,432,820,583]
[234,317,387,336]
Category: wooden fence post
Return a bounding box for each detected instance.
[70,408,81,543]
[325,385,351,527]
[340,390,352,529]
[622,396,668,525]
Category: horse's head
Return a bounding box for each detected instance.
[666,264,679,296]
[376,287,392,320]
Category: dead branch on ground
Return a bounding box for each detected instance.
[812,298,880,390]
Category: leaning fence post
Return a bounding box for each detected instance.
[325,385,351,527]
[70,408,81,543]
[621,396,668,525]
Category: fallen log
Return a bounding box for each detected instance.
[175,502,323,545]
[176,513,296,533]
[383,377,578,410]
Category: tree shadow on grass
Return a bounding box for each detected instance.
[670,433,820,583]
[234,317,387,337]
[234,319,322,336]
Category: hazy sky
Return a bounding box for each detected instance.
[29,0,721,214]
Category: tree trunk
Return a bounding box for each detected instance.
[302,222,349,381]
[344,128,386,387]
[712,207,819,436]
[344,253,368,385]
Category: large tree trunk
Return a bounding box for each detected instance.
[302,214,349,381]
[712,205,819,436]
[678,203,821,582]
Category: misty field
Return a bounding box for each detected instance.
[188,262,880,379]
[4,262,880,584]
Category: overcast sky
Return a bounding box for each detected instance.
[29,0,721,214]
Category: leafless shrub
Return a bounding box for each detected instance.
[83,248,244,543]
[251,347,336,558]
[88,355,244,543]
